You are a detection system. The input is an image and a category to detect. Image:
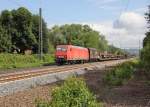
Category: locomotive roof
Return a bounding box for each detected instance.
[57,45,87,49]
[88,48,97,50]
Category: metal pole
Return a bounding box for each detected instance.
[139,38,141,57]
[39,8,43,59]
[38,9,40,58]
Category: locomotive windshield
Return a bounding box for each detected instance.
[56,47,67,51]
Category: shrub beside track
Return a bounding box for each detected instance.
[36,77,102,107]
[104,59,138,86]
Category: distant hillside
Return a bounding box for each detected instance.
[124,49,139,56]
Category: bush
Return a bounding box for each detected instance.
[36,77,102,107]
[104,61,135,86]
[141,43,150,70]
[0,53,54,69]
[42,54,54,63]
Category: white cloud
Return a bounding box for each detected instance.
[113,12,146,31]
[83,12,147,49]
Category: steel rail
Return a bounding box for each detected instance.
[0,64,93,83]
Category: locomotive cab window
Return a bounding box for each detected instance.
[56,47,62,51]
[62,48,67,51]
[56,47,67,51]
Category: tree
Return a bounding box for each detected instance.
[0,10,12,52]
[141,5,150,70]
[141,42,150,69]
[0,10,12,29]
[12,7,37,53]
[48,24,108,51]
[143,32,150,47]
[143,5,150,47]
[98,35,108,51]
[32,15,49,53]
[108,45,124,55]
[82,31,100,49]
[0,26,12,52]
[0,7,51,54]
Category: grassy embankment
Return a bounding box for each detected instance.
[0,53,54,69]
[104,59,140,86]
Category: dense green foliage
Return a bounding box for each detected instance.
[0,54,54,69]
[104,60,137,86]
[0,26,12,52]
[143,5,150,47]
[141,42,150,69]
[32,15,49,53]
[36,77,102,107]
[143,32,150,47]
[49,24,109,51]
[141,5,150,70]
[0,7,49,53]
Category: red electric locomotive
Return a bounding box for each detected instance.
[55,45,89,64]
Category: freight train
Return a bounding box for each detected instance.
[55,45,126,65]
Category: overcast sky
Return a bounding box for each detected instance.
[0,0,150,49]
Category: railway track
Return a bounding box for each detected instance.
[0,63,95,83]
[0,59,130,84]
[0,59,132,97]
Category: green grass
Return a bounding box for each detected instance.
[104,59,138,86]
[0,53,54,69]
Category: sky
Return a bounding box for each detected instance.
[0,0,150,49]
